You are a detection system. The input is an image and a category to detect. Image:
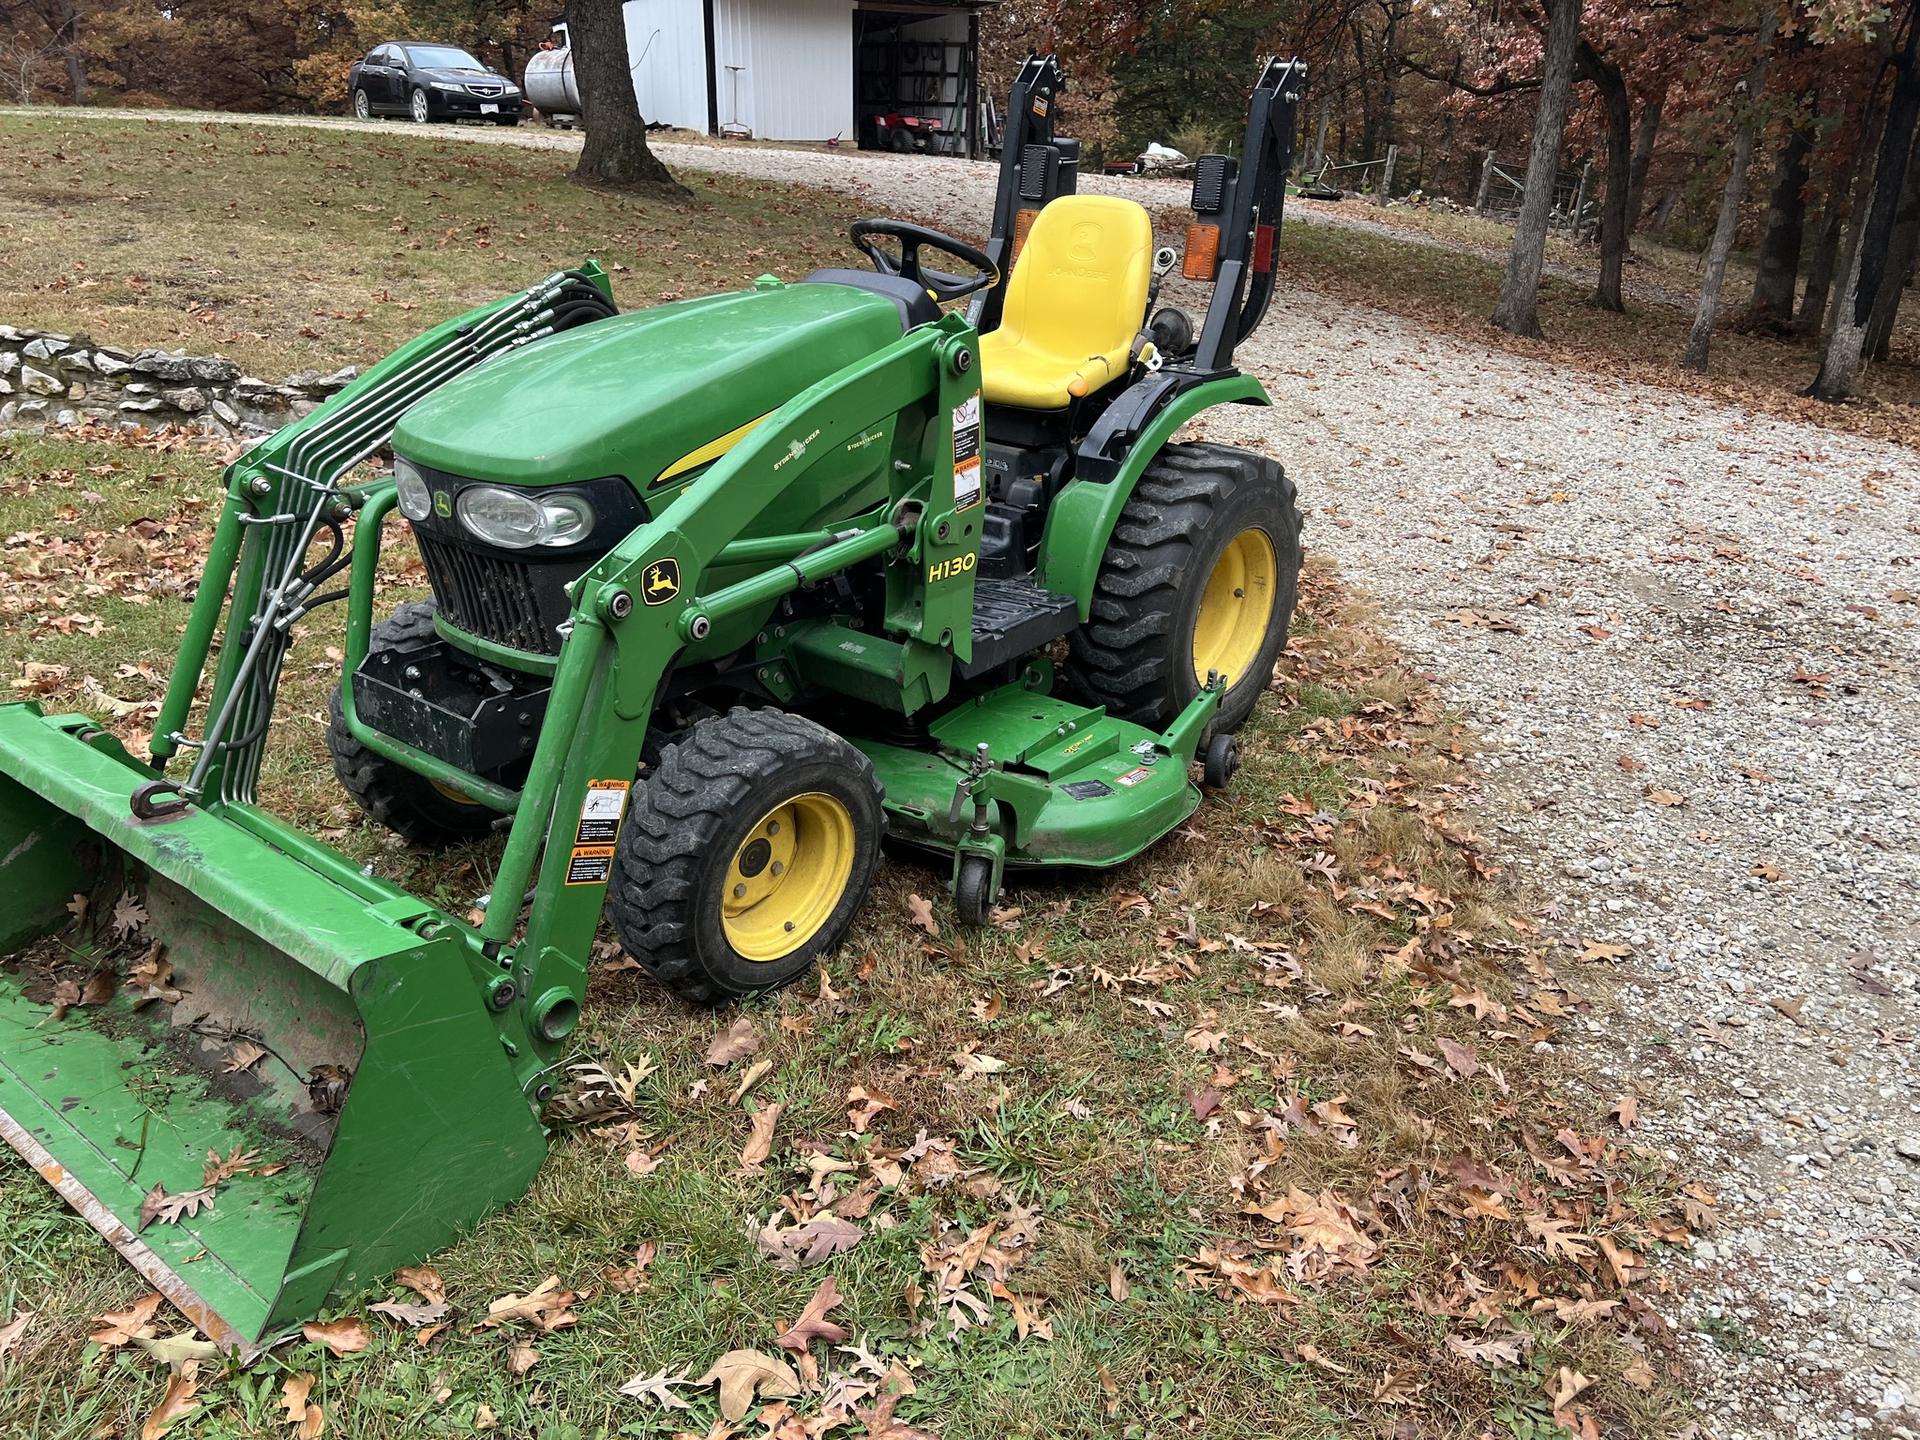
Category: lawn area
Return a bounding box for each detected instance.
[1282,197,1920,452]
[0,121,1695,1440]
[0,113,869,378]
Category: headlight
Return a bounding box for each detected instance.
[394,458,432,520]
[501,85,520,96]
[431,81,462,91]
[455,485,597,549]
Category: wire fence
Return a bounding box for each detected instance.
[1474,151,1597,237]
[1299,144,1598,239]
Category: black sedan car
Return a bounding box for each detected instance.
[348,42,524,125]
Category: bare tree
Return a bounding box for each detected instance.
[1810,0,1919,400]
[1491,0,1584,337]
[1746,112,1815,330]
[1863,132,1920,358]
[569,0,687,197]
[1683,10,1779,373]
[1624,87,1664,233]
[1579,40,1632,312]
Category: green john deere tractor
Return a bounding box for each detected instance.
[0,56,1306,1346]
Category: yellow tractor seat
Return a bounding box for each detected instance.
[979,196,1155,411]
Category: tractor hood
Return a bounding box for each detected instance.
[392,281,905,489]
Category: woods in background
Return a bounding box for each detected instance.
[982,0,1916,403]
[6,0,1916,402]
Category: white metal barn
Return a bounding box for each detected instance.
[619,0,996,154]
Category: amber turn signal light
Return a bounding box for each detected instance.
[1182,223,1220,280]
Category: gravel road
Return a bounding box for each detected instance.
[10,108,1919,1437]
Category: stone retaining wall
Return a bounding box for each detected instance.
[0,326,359,437]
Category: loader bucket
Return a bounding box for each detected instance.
[0,703,548,1350]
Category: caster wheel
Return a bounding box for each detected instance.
[954,854,995,926]
[1202,732,1241,791]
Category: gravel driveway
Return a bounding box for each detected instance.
[10,108,1919,1437]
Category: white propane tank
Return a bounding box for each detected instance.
[524,48,580,120]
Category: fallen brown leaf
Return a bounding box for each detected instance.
[302,1316,370,1356]
[140,1363,201,1440]
[775,1275,849,1352]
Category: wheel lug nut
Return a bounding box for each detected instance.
[733,882,747,898]
[783,920,795,932]
[767,821,780,835]
[771,861,784,876]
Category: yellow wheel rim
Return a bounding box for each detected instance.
[722,792,855,962]
[431,779,481,807]
[1191,528,1279,684]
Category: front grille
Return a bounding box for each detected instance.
[416,532,573,656]
[467,83,504,97]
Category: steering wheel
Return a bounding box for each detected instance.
[850,219,999,303]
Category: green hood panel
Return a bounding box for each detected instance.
[392,282,905,487]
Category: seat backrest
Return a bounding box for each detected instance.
[996,196,1155,357]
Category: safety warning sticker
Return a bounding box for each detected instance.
[954,459,982,512]
[1114,766,1155,788]
[565,845,616,885]
[575,778,630,846]
[951,392,982,509]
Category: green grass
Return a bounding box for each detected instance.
[0,120,1693,1440]
[0,113,868,378]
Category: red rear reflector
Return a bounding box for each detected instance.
[1182,224,1220,280]
[1253,223,1276,273]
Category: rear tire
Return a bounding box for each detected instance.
[887,126,914,153]
[609,708,885,1005]
[1065,443,1302,734]
[326,602,496,846]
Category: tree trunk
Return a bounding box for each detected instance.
[1811,0,1919,400]
[1800,146,1860,330]
[1819,134,1882,340]
[571,0,688,196]
[1746,115,1814,330]
[52,0,85,103]
[1864,135,1920,359]
[1308,89,1332,172]
[1683,11,1779,373]
[1491,0,1583,338]
[1580,42,1632,311]
[1625,89,1663,233]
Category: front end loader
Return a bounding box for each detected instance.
[0,57,1307,1345]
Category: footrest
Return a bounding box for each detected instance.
[961,579,1079,678]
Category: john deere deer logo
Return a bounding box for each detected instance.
[642,558,681,605]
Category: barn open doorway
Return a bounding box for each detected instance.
[852,2,986,158]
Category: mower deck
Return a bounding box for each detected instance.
[853,681,1215,873]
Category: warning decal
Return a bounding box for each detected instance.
[565,845,616,886]
[951,392,982,510]
[575,778,631,846]
[1114,766,1155,788]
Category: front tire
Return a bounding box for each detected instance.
[1065,443,1302,734]
[326,602,495,846]
[609,708,885,1004]
[352,88,371,119]
[410,87,431,124]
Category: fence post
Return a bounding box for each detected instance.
[1475,149,1495,213]
[1571,162,1591,236]
[1377,144,1397,207]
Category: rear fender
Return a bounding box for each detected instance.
[1034,373,1270,619]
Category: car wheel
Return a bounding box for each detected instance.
[352,88,371,120]
[410,87,431,123]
